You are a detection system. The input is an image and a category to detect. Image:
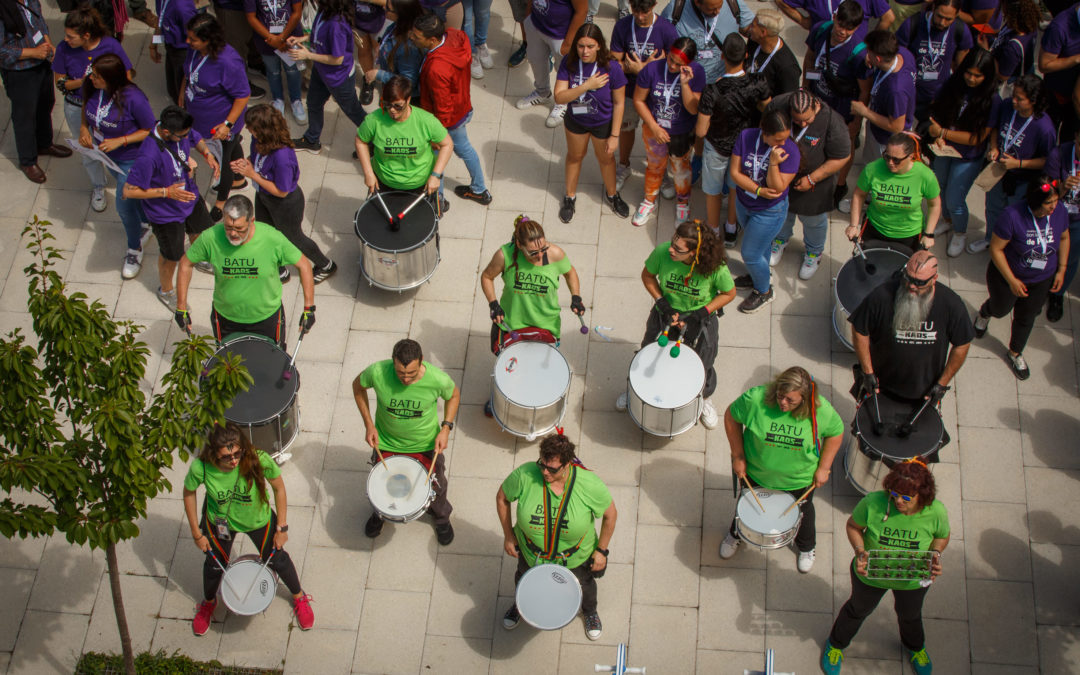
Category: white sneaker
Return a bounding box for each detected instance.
[477,44,494,69]
[121,248,143,279]
[799,253,822,280]
[615,163,631,192]
[719,532,740,559]
[632,199,656,227]
[700,400,719,429]
[471,58,484,79]
[615,392,628,412]
[947,233,966,258]
[967,238,990,254]
[545,104,566,128]
[660,174,675,199]
[516,90,551,109]
[935,220,952,235]
[271,99,285,115]
[675,201,690,224]
[91,187,107,213]
[797,549,816,573]
[156,286,177,311]
[769,239,786,266]
[838,198,851,214]
[291,99,308,124]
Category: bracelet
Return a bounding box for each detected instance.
[431,171,443,179]
[122,135,128,146]
[755,186,761,197]
[806,175,816,187]
[923,231,935,237]
[161,187,168,198]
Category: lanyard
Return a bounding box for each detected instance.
[159,0,171,17]
[956,97,969,121]
[1029,209,1051,254]
[795,124,809,142]
[91,90,114,129]
[264,0,286,24]
[749,40,780,74]
[750,132,767,182]
[924,14,947,56]
[189,53,210,86]
[629,15,656,57]
[1001,110,1032,155]
[871,56,898,97]
[254,151,269,178]
[722,69,744,77]
[153,127,185,180]
[816,31,851,70]
[312,12,324,48]
[661,67,680,110]
[702,13,720,43]
[577,61,597,101]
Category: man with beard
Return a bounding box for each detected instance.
[848,251,973,410]
[174,194,316,348]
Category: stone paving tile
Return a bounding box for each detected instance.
[489,596,561,675]
[627,604,698,673]
[426,553,500,640]
[632,525,700,607]
[698,566,766,653]
[1038,624,1080,675]
[958,426,1026,504]
[418,635,491,674]
[1025,467,1080,546]
[82,573,165,656]
[1031,542,1080,627]
[26,536,105,614]
[1018,394,1080,470]
[300,546,370,630]
[283,627,357,675]
[963,501,1032,582]
[637,449,704,527]
[766,533,834,613]
[967,579,1038,667]
[9,610,90,675]
[353,590,429,674]
[0,567,35,652]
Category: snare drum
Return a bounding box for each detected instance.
[515,563,583,630]
[354,191,440,291]
[366,454,436,522]
[203,334,300,463]
[734,489,803,550]
[832,247,909,350]
[219,553,279,616]
[626,341,705,437]
[845,393,945,495]
[491,341,572,441]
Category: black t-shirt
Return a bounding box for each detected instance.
[698,73,771,156]
[849,277,975,400]
[767,93,851,215]
[746,39,801,99]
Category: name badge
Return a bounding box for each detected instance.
[185,87,195,101]
[805,71,821,80]
[921,71,939,81]
[658,118,672,128]
[93,130,104,142]
[571,104,589,116]
[699,49,713,59]
[1030,257,1048,270]
[1067,203,1079,215]
[270,25,284,34]
[31,30,43,44]
[152,34,164,44]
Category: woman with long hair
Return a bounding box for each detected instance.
[244,0,307,122]
[79,53,154,279]
[365,0,425,100]
[230,104,337,284]
[927,48,999,256]
[978,0,1040,87]
[553,23,630,223]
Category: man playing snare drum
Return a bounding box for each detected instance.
[352,339,461,545]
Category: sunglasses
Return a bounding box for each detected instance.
[384,101,407,112]
[882,152,912,165]
[536,459,565,474]
[671,244,691,255]
[525,245,550,257]
[890,490,913,502]
[902,271,933,288]
[218,447,243,463]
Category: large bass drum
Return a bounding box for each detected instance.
[832,246,909,350]
[354,190,440,291]
[845,393,946,494]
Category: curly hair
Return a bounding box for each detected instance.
[673,220,726,277]
[881,460,936,506]
[1003,0,1040,35]
[539,433,577,467]
[199,422,269,505]
[245,103,294,155]
[764,366,816,420]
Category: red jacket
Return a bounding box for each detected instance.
[419,28,472,129]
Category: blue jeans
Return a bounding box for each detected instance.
[983,175,1029,242]
[110,158,147,251]
[462,0,491,48]
[448,112,486,193]
[64,101,106,189]
[737,199,789,293]
[303,68,366,144]
[931,155,983,234]
[262,52,302,103]
[1052,218,1080,298]
[778,211,828,256]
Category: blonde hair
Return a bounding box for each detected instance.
[764,366,815,420]
[756,8,784,36]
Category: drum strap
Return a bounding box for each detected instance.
[540,465,577,561]
[809,381,820,458]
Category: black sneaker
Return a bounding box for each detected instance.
[292,137,322,154]
[435,522,455,546]
[360,78,375,106]
[313,260,337,284]
[503,604,521,630]
[454,185,493,205]
[1008,351,1030,380]
[509,43,528,67]
[364,512,384,538]
[279,267,291,283]
[249,83,266,101]
[1047,294,1064,323]
[604,191,630,218]
[484,399,494,418]
[724,228,737,248]
[559,195,576,223]
[584,612,603,640]
[437,195,451,215]
[733,274,754,289]
[738,288,774,314]
[833,183,849,210]
[973,311,989,338]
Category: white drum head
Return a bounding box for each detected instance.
[628,341,705,409]
[494,342,571,407]
[366,455,432,518]
[220,554,278,615]
[516,563,583,630]
[736,490,799,534]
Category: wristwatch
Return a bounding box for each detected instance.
[441,420,454,431]
[276,524,289,532]
[596,547,609,557]
[431,171,444,179]
[223,120,234,129]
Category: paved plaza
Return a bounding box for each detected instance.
[1,2,1080,673]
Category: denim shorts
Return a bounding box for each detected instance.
[702,142,731,196]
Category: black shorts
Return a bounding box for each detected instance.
[151,201,212,262]
[564,114,614,140]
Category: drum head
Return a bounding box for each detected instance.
[366,455,432,516]
[354,191,437,251]
[493,342,571,406]
[736,490,799,533]
[835,249,909,313]
[855,394,944,460]
[205,336,299,423]
[220,554,278,615]
[516,563,583,630]
[628,341,705,409]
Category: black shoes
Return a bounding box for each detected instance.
[1046,294,1064,322]
[313,260,338,284]
[559,195,576,223]
[604,191,630,218]
[738,288,774,314]
[435,522,455,546]
[365,512,384,538]
[733,274,754,289]
[292,137,322,154]
[360,78,375,106]
[454,185,493,205]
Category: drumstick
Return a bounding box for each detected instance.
[373,189,396,227]
[897,396,933,438]
[669,338,681,358]
[240,549,276,605]
[740,475,765,513]
[206,550,244,598]
[497,321,520,341]
[870,390,885,436]
[657,327,670,347]
[397,192,428,222]
[407,453,438,501]
[374,445,390,471]
[282,331,304,381]
[852,237,877,276]
[781,485,816,516]
[577,314,589,335]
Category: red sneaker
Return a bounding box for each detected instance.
[192,599,216,636]
[293,594,315,630]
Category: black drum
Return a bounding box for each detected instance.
[832,246,909,350]
[354,191,440,291]
[845,393,945,494]
[202,334,300,463]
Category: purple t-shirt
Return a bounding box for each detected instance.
[311,12,355,87]
[126,128,205,223]
[784,0,890,27]
[863,46,917,145]
[992,104,1057,162]
[529,0,575,40]
[353,0,386,34]
[184,45,250,137]
[158,0,198,49]
[52,37,133,105]
[1045,141,1080,222]
[991,27,1035,81]
[805,20,868,119]
[250,143,300,194]
[243,0,304,55]
[609,14,679,89]
[1040,5,1080,96]
[732,128,802,210]
[994,201,1070,283]
[942,93,1001,160]
[896,12,973,101]
[83,86,157,163]
[635,59,705,136]
[556,57,627,128]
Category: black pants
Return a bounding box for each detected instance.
[829,565,930,651]
[165,44,187,104]
[980,262,1054,354]
[863,221,920,254]
[214,134,245,203]
[201,508,302,601]
[368,449,453,524]
[514,552,601,614]
[1,62,56,167]
[212,304,286,349]
[640,309,720,398]
[255,187,331,269]
[727,475,816,552]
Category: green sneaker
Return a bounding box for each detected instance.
[821,640,843,675]
[909,647,932,675]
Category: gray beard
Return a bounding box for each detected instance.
[893,287,935,333]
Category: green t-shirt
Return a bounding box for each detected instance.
[501,462,612,569]
[499,241,572,338]
[358,359,456,453]
[645,242,735,313]
[857,159,941,239]
[852,491,950,590]
[183,450,281,533]
[185,223,302,324]
[729,385,845,490]
[356,107,448,191]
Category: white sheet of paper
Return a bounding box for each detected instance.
[931,140,962,158]
[65,138,122,173]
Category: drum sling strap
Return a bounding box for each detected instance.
[202,464,243,560]
[526,465,588,565]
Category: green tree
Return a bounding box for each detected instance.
[0,218,252,675]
